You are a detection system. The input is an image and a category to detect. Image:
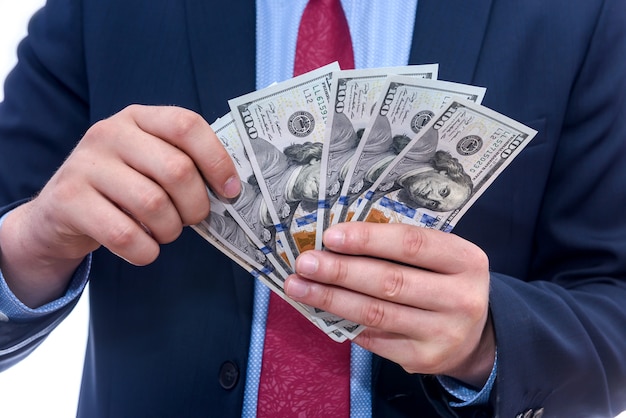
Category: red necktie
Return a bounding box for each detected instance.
[293,0,355,76]
[257,1,354,416]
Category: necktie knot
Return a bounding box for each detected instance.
[293,0,355,76]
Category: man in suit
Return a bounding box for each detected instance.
[1,0,625,416]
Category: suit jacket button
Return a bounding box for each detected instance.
[218,361,239,390]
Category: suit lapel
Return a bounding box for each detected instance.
[184,0,257,122]
[183,0,258,324]
[409,0,494,84]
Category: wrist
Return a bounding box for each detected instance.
[445,313,496,388]
[0,203,84,308]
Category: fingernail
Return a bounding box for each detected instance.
[286,276,309,298]
[296,253,318,276]
[222,176,241,198]
[324,228,345,248]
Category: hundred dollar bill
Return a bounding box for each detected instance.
[208,114,350,337]
[191,217,347,342]
[316,64,439,250]
[193,196,280,285]
[352,98,537,230]
[335,76,486,225]
[210,114,293,278]
[229,63,339,267]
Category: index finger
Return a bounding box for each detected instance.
[322,222,487,275]
[131,105,241,198]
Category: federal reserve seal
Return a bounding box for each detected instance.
[287,111,315,137]
[410,110,435,133]
[457,135,483,155]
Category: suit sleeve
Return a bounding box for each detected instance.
[488,0,626,415]
[0,0,91,370]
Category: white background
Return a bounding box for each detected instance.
[0,1,89,417]
[0,2,625,418]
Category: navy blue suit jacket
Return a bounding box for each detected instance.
[1,0,626,416]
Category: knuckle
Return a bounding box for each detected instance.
[137,186,170,214]
[85,119,107,138]
[473,246,490,271]
[347,223,372,253]
[85,117,119,143]
[443,325,466,351]
[123,103,143,114]
[49,174,81,202]
[361,300,386,328]
[170,109,204,139]
[414,350,447,375]
[401,227,425,259]
[382,267,405,299]
[460,240,490,272]
[161,153,196,185]
[328,257,350,286]
[458,293,487,321]
[410,339,450,374]
[118,104,145,125]
[104,221,137,250]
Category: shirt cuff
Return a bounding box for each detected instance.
[0,211,91,321]
[437,348,498,407]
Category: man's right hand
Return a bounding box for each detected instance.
[0,105,240,308]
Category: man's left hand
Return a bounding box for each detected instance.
[284,221,495,388]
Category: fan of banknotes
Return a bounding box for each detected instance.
[191,62,537,342]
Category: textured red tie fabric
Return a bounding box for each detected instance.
[257,1,354,416]
[256,293,352,417]
[293,0,355,76]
